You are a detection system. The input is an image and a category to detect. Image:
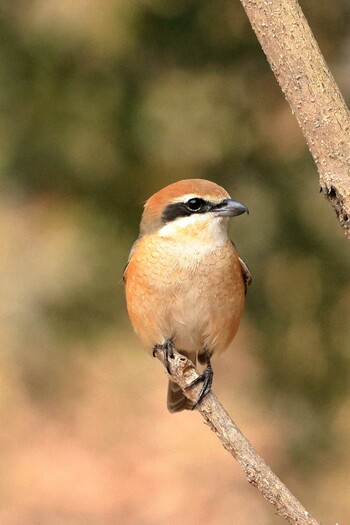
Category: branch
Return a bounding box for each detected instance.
[155,347,321,525]
[239,0,350,238]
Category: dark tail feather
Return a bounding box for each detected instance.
[167,381,193,412]
[167,351,196,413]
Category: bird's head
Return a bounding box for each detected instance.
[140,179,248,241]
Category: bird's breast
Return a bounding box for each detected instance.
[125,234,245,354]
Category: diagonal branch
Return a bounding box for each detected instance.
[154,347,321,525]
[238,0,350,238]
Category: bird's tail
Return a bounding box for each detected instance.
[167,351,196,413]
[167,381,193,412]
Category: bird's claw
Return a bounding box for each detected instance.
[152,339,175,375]
[187,363,213,410]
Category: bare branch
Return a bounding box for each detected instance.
[239,0,350,238]
[155,347,321,525]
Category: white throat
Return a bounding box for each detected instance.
[158,214,230,248]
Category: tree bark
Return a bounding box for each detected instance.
[239,0,350,238]
[155,348,321,525]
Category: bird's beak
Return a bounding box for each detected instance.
[215,198,249,217]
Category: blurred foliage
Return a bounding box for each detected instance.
[1,0,350,465]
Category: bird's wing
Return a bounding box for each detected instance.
[239,256,252,295]
[123,235,141,283]
[231,241,252,294]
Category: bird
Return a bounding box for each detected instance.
[124,179,251,412]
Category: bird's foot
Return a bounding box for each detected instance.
[152,339,175,375]
[187,362,213,410]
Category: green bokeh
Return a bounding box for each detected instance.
[1,0,349,462]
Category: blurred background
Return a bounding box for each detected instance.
[0,0,350,523]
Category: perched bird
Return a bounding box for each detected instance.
[124,179,251,412]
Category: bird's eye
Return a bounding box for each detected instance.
[186,198,204,211]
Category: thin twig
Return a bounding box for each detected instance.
[239,0,350,238]
[155,347,321,525]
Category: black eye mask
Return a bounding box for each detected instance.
[161,198,231,223]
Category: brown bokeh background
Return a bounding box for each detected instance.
[1,1,350,523]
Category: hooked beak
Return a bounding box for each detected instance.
[215,198,249,217]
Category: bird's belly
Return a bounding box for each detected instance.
[168,275,243,354]
[125,241,245,356]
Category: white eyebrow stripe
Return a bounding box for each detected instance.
[170,194,228,203]
[170,194,200,203]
